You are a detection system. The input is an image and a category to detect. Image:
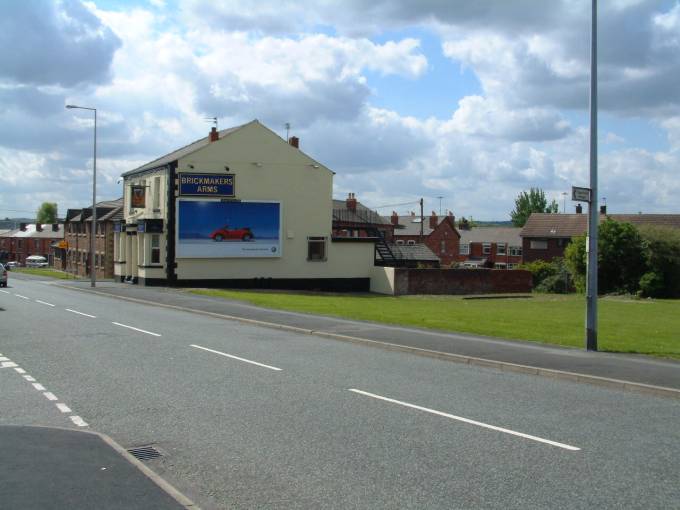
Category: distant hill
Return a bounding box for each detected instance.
[0,217,33,230]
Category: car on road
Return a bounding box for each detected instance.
[209,225,254,241]
[6,261,19,269]
[0,263,7,287]
[26,255,48,268]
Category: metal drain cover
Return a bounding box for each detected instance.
[127,445,162,461]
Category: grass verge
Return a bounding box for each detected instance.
[13,267,81,280]
[188,289,680,359]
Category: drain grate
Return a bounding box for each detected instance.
[127,445,162,461]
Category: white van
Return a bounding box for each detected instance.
[26,255,48,268]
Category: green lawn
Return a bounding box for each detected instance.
[188,289,680,359]
[13,267,80,280]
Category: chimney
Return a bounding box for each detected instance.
[288,136,299,148]
[600,205,607,214]
[576,204,583,214]
[52,224,59,232]
[448,211,455,224]
[390,211,399,225]
[36,223,42,232]
[346,192,357,212]
[20,223,27,231]
[410,211,416,217]
[429,211,438,229]
[209,127,219,142]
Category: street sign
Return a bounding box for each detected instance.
[572,186,591,202]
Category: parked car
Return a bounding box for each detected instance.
[209,225,254,241]
[5,261,19,269]
[0,263,7,287]
[26,255,48,268]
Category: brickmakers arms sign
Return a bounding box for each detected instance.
[179,173,235,197]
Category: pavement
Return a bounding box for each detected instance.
[51,276,680,396]
[0,426,193,509]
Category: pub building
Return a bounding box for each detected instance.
[114,120,376,290]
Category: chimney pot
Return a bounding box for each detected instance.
[209,127,219,142]
[390,211,399,225]
[576,204,583,214]
[429,211,438,229]
[346,192,357,212]
[52,224,59,231]
[288,136,299,148]
[600,205,607,214]
[36,223,42,232]
[20,223,27,231]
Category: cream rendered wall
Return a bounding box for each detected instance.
[370,266,396,295]
[175,121,373,280]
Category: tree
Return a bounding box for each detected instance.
[510,188,558,227]
[564,219,647,295]
[638,226,680,298]
[36,202,58,224]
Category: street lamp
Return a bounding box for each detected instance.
[65,104,97,288]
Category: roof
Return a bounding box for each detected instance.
[1,224,64,239]
[520,213,680,238]
[332,199,389,225]
[68,198,124,223]
[459,227,522,245]
[389,243,440,262]
[122,123,252,177]
[391,215,457,237]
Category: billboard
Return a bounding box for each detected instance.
[179,173,235,197]
[177,200,281,258]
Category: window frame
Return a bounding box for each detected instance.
[307,236,327,262]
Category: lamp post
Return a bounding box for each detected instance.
[65,104,97,288]
[561,192,567,213]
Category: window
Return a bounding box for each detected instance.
[440,240,446,254]
[307,236,326,261]
[153,176,161,210]
[482,242,491,255]
[508,263,517,269]
[530,240,548,250]
[151,234,161,264]
[396,239,405,246]
[407,240,416,246]
[494,263,507,269]
[460,243,470,255]
[509,246,522,256]
[497,243,506,255]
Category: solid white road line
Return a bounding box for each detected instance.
[32,383,46,391]
[66,308,96,318]
[0,356,9,361]
[36,300,55,307]
[23,375,36,382]
[1,361,18,368]
[112,322,161,337]
[348,389,581,452]
[14,367,26,374]
[56,403,72,413]
[70,416,88,427]
[43,392,58,401]
[190,344,282,371]
[0,289,10,294]
[15,294,30,300]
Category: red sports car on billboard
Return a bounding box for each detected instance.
[209,225,254,241]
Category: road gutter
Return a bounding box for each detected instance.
[54,283,680,400]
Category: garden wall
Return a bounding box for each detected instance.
[371,267,532,295]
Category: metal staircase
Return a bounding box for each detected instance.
[367,228,400,266]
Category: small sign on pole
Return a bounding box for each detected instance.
[571,186,592,203]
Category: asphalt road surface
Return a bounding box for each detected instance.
[1,276,679,509]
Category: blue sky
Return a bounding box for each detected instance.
[1,0,680,221]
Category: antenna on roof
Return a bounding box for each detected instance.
[285,122,290,141]
[204,117,218,130]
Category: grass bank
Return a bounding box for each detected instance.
[13,267,80,280]
[188,289,680,359]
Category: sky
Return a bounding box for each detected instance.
[1,0,680,221]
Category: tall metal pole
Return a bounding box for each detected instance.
[586,0,598,350]
[91,109,97,288]
[419,198,424,242]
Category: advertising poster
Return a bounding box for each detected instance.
[177,200,281,258]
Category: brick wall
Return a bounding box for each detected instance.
[393,268,532,295]
[522,237,569,263]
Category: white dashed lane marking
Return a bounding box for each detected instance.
[70,416,88,427]
[190,344,282,371]
[15,294,29,300]
[43,392,58,401]
[35,300,55,307]
[112,322,161,337]
[56,403,72,413]
[66,308,96,318]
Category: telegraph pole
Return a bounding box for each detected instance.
[586,0,598,351]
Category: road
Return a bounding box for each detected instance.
[1,275,679,509]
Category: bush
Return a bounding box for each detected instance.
[522,258,570,293]
[638,226,680,298]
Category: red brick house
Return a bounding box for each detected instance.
[0,223,64,266]
[520,211,680,262]
[56,198,123,279]
[391,212,460,266]
[456,227,523,269]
